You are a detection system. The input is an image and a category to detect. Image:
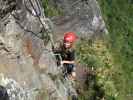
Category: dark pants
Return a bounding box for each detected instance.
[64,64,75,75]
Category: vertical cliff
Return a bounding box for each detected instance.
[0,0,107,100]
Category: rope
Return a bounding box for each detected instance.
[23,0,55,47]
[27,0,55,47]
[11,13,43,39]
[13,0,64,71]
[24,0,41,17]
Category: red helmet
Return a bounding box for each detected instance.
[64,32,77,42]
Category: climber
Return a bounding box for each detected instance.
[53,32,78,80]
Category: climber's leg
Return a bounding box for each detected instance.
[66,64,76,80]
[66,64,74,74]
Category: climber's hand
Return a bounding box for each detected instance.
[60,61,64,65]
[61,60,74,64]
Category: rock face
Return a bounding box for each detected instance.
[0,0,70,100]
[50,0,108,40]
[0,0,107,100]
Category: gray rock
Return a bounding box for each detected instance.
[50,0,108,40]
[0,0,108,100]
[0,0,72,100]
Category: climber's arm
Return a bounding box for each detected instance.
[61,60,75,64]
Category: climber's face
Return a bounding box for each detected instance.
[64,41,72,48]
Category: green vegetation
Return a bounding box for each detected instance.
[99,0,133,100]
[76,0,133,100]
[42,0,63,17]
[76,38,116,100]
